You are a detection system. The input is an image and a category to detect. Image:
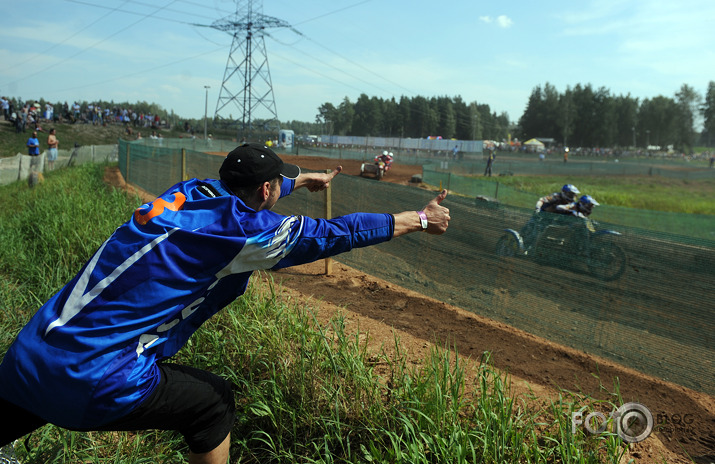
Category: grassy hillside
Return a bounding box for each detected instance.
[0,120,133,158]
[0,118,245,159]
[0,119,220,158]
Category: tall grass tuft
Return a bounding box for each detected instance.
[1,164,633,462]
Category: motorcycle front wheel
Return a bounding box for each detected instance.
[587,238,626,281]
[496,234,520,258]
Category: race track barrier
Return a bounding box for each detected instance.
[118,138,715,396]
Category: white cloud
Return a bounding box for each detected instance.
[496,15,514,28]
[479,15,513,28]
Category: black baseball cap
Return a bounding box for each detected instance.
[219,143,300,187]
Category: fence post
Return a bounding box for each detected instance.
[495,182,499,199]
[324,169,333,276]
[181,148,186,182]
[126,144,131,183]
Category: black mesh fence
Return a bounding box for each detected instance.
[119,139,715,395]
[423,166,715,240]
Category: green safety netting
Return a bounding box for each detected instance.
[118,139,715,395]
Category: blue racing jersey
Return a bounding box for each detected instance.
[0,177,394,428]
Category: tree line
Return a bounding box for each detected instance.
[300,94,510,142]
[518,82,715,151]
[287,82,715,151]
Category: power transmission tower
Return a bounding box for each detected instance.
[210,0,291,141]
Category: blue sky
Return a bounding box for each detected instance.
[1,0,714,126]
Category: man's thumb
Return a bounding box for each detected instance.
[433,189,448,204]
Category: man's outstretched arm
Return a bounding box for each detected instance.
[270,189,450,271]
[293,165,450,236]
[295,164,450,237]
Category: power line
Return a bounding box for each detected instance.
[267,43,501,130]
[6,1,132,71]
[188,24,226,46]
[8,0,410,105]
[266,31,395,96]
[291,0,373,27]
[174,0,234,16]
[267,5,417,99]
[259,7,489,126]
[5,0,502,127]
[299,33,417,97]
[2,0,182,89]
[53,45,226,94]
[6,1,384,107]
[66,0,230,47]
[267,48,366,95]
[61,0,204,25]
[109,0,220,21]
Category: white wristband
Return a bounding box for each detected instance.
[417,211,428,230]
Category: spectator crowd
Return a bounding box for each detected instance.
[1,96,169,135]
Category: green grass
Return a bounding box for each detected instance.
[0,120,129,158]
[478,174,715,215]
[1,164,635,463]
[428,169,714,239]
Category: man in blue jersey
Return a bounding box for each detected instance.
[0,142,450,463]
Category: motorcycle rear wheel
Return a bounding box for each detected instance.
[587,238,626,281]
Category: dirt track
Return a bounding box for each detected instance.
[106,155,715,464]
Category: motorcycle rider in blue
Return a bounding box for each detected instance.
[554,195,600,254]
[534,184,580,213]
[0,143,451,463]
[522,184,580,252]
[555,194,599,219]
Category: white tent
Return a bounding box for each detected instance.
[524,138,545,151]
[524,138,544,147]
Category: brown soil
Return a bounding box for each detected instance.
[283,154,422,186]
[103,156,715,464]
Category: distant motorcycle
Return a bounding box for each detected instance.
[496,214,626,281]
[360,159,386,180]
[360,154,392,181]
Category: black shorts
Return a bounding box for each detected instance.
[0,364,235,454]
[93,363,236,454]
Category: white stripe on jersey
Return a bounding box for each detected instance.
[45,228,177,335]
[216,216,300,279]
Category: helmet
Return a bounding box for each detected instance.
[561,184,580,201]
[579,195,599,207]
[388,152,393,157]
[577,195,599,214]
[382,150,388,156]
